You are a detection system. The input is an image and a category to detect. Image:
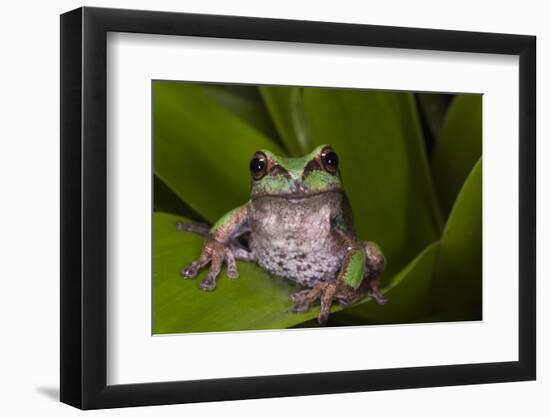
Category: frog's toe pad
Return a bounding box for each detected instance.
[368,290,388,305]
[199,277,217,291]
[226,268,239,279]
[337,299,353,308]
[317,311,329,325]
[293,303,310,313]
[289,289,310,303]
[181,263,199,279]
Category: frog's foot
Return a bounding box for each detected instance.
[335,289,361,308]
[290,288,322,313]
[176,220,210,236]
[362,241,388,305]
[180,237,242,291]
[290,283,337,325]
[367,278,388,305]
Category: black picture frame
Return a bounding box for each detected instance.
[60,6,536,410]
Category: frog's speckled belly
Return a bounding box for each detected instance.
[248,193,346,288]
[251,242,344,287]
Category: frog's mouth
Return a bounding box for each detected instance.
[252,188,343,201]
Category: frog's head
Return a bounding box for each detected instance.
[249,144,343,200]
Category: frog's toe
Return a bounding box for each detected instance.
[366,279,388,304]
[337,298,353,308]
[293,302,310,313]
[289,289,310,303]
[224,250,239,279]
[369,291,388,305]
[335,289,360,308]
[290,286,325,315]
[199,274,217,291]
[317,283,337,326]
[226,269,239,279]
[317,310,330,325]
[181,262,200,278]
[290,290,312,312]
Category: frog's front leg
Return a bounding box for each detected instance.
[364,241,388,304]
[181,204,249,291]
[291,245,367,325]
[335,241,387,306]
[176,219,253,262]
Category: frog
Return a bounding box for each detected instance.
[177,144,387,325]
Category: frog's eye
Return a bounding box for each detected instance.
[321,148,339,174]
[249,152,268,180]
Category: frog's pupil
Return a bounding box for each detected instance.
[324,152,338,168]
[250,158,265,174]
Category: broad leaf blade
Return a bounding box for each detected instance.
[431,94,482,217]
[153,81,284,223]
[260,87,310,156]
[153,175,205,222]
[303,88,442,276]
[431,159,482,320]
[201,84,280,141]
[416,93,452,139]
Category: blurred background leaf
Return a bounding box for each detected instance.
[415,93,453,155]
[260,86,310,155]
[431,95,482,217]
[431,159,482,319]
[153,175,206,221]
[200,84,280,142]
[153,82,284,223]
[416,93,453,138]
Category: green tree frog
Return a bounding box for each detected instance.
[178,145,387,324]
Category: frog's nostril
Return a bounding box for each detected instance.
[292,180,307,193]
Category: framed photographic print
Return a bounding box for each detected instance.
[60,6,536,409]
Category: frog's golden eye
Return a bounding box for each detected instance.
[321,148,339,174]
[249,152,268,180]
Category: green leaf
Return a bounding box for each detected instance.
[303,88,442,276]
[416,93,451,139]
[153,82,284,223]
[201,84,280,140]
[153,175,205,222]
[431,159,482,320]
[326,241,440,325]
[431,95,482,217]
[260,87,310,156]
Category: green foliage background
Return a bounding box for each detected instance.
[153,81,482,334]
